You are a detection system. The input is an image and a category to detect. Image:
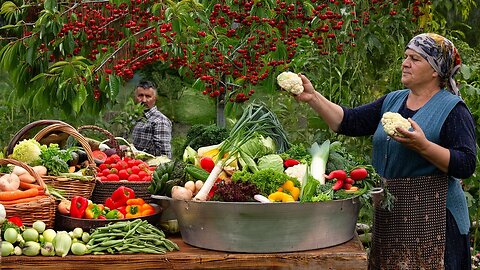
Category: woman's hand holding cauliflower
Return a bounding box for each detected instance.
[381,112,412,137]
[276,71,304,95]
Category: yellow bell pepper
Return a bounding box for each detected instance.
[268,191,295,202]
[277,180,300,201]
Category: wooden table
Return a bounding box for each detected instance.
[1,234,368,269]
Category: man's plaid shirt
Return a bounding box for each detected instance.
[132,106,172,158]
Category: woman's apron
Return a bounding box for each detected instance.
[369,175,448,269]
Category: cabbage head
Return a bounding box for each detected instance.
[11,139,42,165]
[240,134,276,159]
[257,154,284,173]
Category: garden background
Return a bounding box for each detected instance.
[1,0,480,253]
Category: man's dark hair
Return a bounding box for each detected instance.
[137,80,156,90]
[136,80,157,95]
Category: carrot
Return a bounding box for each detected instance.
[0,195,46,205]
[19,181,44,191]
[0,188,39,201]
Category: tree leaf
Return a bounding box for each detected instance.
[71,83,87,113]
[108,74,120,99]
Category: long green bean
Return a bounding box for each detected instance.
[86,219,179,254]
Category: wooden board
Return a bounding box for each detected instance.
[1,234,368,269]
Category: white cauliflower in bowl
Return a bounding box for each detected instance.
[276,71,304,95]
[381,112,412,137]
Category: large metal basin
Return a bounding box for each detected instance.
[169,197,360,253]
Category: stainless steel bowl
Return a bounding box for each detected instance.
[167,197,361,253]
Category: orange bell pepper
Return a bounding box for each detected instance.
[125,205,142,219]
[126,198,145,206]
[140,203,155,216]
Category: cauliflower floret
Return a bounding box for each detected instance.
[285,163,307,185]
[276,71,304,95]
[381,112,412,137]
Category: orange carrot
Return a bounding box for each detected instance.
[0,195,45,205]
[19,181,43,191]
[0,188,38,201]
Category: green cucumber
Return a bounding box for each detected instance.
[185,165,210,181]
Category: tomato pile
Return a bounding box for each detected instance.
[96,154,154,182]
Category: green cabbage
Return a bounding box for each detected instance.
[240,134,276,159]
[257,154,284,173]
[11,139,42,165]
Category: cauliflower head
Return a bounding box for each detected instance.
[276,71,304,95]
[11,139,42,165]
[381,112,412,137]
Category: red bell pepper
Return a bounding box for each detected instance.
[70,196,88,218]
[111,186,135,206]
[117,205,127,216]
[7,216,23,227]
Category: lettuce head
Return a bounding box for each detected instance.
[11,139,42,165]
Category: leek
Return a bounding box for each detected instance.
[194,103,289,201]
[309,140,330,185]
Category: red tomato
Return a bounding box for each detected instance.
[110,168,118,174]
[119,160,129,169]
[118,169,129,180]
[101,168,111,176]
[106,174,120,182]
[142,175,151,181]
[200,157,215,173]
[127,160,136,167]
[131,165,141,174]
[128,174,141,181]
[99,176,108,181]
[134,159,144,166]
[113,163,123,171]
[98,163,107,171]
[111,154,121,163]
[138,170,148,179]
[104,156,114,165]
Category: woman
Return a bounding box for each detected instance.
[294,33,476,269]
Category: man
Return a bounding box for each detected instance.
[132,80,172,158]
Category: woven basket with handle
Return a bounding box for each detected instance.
[7,120,97,200]
[33,123,97,199]
[0,158,56,228]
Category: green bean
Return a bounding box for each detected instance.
[100,239,125,247]
[124,220,146,238]
[91,232,126,239]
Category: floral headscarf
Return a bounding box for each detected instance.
[406,33,462,95]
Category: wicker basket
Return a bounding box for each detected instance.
[6,120,75,155]
[32,123,97,199]
[91,181,153,204]
[0,159,56,228]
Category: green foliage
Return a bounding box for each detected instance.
[182,124,228,151]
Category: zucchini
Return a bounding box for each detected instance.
[185,165,209,181]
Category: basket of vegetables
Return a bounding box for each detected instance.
[0,158,56,228]
[7,121,97,200]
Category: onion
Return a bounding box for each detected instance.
[22,228,39,242]
[171,186,193,200]
[33,220,46,234]
[22,241,41,256]
[4,228,18,244]
[71,242,87,255]
[1,241,14,256]
[42,229,57,243]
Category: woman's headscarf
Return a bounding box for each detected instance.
[406,33,462,95]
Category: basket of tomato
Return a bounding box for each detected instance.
[92,154,155,204]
